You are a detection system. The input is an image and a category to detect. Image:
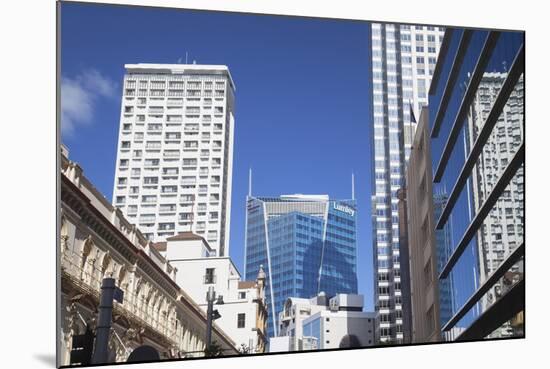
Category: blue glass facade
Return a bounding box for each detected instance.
[429,28,524,339]
[433,193,456,330]
[245,196,357,339]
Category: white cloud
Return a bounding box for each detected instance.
[61,69,118,137]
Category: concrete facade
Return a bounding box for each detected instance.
[404,106,441,343]
[112,64,236,256]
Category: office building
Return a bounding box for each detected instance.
[154,232,268,353]
[273,293,376,351]
[245,194,358,339]
[112,63,236,256]
[468,72,524,338]
[369,22,445,343]
[428,28,524,340]
[59,149,238,365]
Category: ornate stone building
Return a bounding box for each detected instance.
[59,149,238,366]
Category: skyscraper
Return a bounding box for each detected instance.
[428,28,524,340]
[244,194,358,339]
[369,23,445,343]
[112,64,236,256]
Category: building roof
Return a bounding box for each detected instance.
[165,232,213,251]
[151,242,167,252]
[124,63,236,91]
[280,194,329,201]
[254,194,355,203]
[238,281,256,289]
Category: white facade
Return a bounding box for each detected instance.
[157,233,268,353]
[275,293,375,352]
[370,23,444,343]
[112,63,236,256]
[302,309,376,350]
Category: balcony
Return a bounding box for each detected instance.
[163,151,180,159]
[167,98,183,106]
[184,125,200,132]
[148,108,164,115]
[180,193,194,201]
[166,115,183,123]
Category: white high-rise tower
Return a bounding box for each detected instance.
[370,23,444,343]
[112,63,236,256]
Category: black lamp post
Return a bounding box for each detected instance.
[205,286,224,352]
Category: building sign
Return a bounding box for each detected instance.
[333,203,355,217]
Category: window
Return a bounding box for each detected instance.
[158,222,174,231]
[204,268,216,284]
[143,177,158,185]
[237,313,246,328]
[239,291,247,299]
[424,260,433,288]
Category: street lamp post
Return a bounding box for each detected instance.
[205,286,223,355]
[205,286,215,350]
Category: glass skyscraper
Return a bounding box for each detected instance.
[244,194,358,339]
[369,23,444,343]
[429,28,524,340]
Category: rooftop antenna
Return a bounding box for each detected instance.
[248,168,252,197]
[351,173,355,201]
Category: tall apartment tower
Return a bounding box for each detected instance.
[112,64,236,256]
[369,23,444,343]
[245,194,358,339]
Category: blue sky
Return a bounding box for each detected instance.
[61,2,374,310]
